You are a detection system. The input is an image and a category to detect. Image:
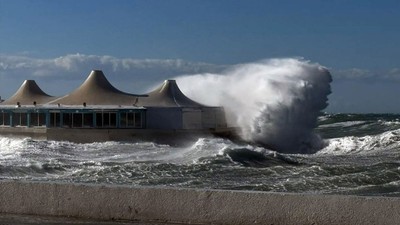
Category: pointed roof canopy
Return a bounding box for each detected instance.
[137,80,204,107]
[1,80,55,105]
[49,70,141,105]
[0,70,206,108]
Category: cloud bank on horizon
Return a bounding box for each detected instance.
[0,53,225,96]
[1,53,400,113]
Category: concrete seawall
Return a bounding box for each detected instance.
[0,181,399,225]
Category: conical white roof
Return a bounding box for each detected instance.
[49,70,141,106]
[1,80,55,105]
[137,80,204,107]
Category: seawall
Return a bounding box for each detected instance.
[0,181,399,225]
[0,127,235,145]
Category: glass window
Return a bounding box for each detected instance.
[0,112,4,125]
[83,113,93,127]
[30,112,45,126]
[72,113,83,127]
[110,113,117,127]
[50,112,61,127]
[120,112,127,127]
[13,113,28,126]
[30,113,39,126]
[103,112,110,127]
[118,111,143,128]
[21,113,28,126]
[38,113,46,126]
[96,112,117,127]
[62,113,72,128]
[96,112,103,127]
[128,112,135,127]
[134,112,142,128]
[2,113,10,126]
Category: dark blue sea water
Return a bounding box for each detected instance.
[1,113,400,196]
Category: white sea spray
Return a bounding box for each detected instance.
[176,58,332,153]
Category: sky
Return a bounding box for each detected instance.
[0,0,400,113]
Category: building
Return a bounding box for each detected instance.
[0,70,231,143]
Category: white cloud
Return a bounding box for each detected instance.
[384,68,400,80]
[333,68,375,79]
[0,53,225,98]
[0,53,224,77]
[332,68,400,82]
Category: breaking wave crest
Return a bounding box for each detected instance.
[221,147,299,167]
[316,113,400,155]
[176,58,332,153]
[319,129,400,155]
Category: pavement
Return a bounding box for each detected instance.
[0,213,186,225]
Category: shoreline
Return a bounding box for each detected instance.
[0,180,399,225]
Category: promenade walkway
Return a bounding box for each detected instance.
[0,213,186,225]
[1,181,400,225]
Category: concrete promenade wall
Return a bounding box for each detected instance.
[0,181,399,225]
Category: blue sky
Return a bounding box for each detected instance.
[1,0,400,113]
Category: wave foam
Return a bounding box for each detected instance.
[177,58,332,153]
[318,129,400,155]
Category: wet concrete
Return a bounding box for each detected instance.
[0,213,185,225]
[1,181,400,225]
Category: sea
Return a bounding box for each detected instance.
[1,113,400,197]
